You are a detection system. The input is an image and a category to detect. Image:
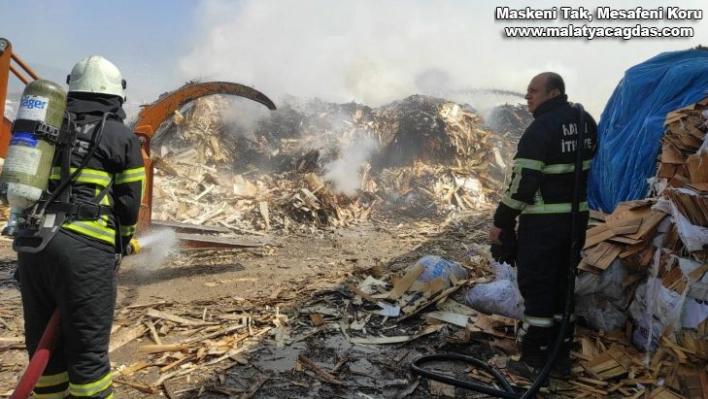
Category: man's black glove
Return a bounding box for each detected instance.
[491,227,517,266]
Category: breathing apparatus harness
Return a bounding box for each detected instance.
[411,104,588,398]
[13,111,113,254]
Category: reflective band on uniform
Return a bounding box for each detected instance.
[523,315,554,327]
[120,224,137,236]
[513,158,545,171]
[115,167,146,184]
[95,187,112,227]
[64,221,116,245]
[36,372,69,388]
[116,166,147,202]
[522,202,588,214]
[509,166,523,195]
[533,189,544,205]
[542,160,592,174]
[50,167,112,187]
[554,314,577,322]
[68,372,112,397]
[502,195,527,211]
[34,392,66,399]
[34,371,68,398]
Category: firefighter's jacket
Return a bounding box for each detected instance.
[493,95,598,229]
[50,94,145,251]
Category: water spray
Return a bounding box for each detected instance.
[131,228,179,270]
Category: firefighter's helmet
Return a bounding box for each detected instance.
[66,56,126,100]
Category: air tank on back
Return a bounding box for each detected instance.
[0,79,66,236]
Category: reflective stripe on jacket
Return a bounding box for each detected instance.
[493,95,598,228]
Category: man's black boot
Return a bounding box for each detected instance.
[507,324,552,386]
[550,317,576,378]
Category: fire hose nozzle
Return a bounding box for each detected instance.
[126,238,141,255]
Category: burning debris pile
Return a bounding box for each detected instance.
[149,94,522,232]
[484,103,533,141]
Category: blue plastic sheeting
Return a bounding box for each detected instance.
[588,49,708,213]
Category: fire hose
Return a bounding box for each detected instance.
[411,104,588,398]
[10,310,60,399]
[10,238,140,399]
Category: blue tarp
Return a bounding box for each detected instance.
[588,49,708,213]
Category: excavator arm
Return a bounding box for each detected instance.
[131,82,277,238]
[1,38,276,248]
[0,38,40,158]
[133,81,276,136]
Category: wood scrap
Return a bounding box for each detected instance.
[297,355,344,386]
[349,324,443,345]
[113,376,160,394]
[109,325,148,353]
[146,308,218,327]
[119,361,151,377]
[238,376,270,399]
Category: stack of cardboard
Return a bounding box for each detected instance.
[574,97,708,397]
[579,200,669,275]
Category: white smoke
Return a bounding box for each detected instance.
[323,136,379,195]
[178,0,707,118]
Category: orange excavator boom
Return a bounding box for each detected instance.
[1,38,276,249]
[131,81,277,233]
[0,38,41,158]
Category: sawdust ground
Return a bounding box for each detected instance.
[0,214,498,398]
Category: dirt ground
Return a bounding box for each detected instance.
[1,211,528,399]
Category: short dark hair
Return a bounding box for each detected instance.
[540,72,565,95]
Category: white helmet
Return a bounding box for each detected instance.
[66,55,126,100]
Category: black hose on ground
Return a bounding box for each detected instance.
[411,104,587,399]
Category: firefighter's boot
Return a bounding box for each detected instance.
[551,315,576,378]
[507,324,552,386]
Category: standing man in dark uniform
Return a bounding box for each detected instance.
[16,56,145,398]
[489,72,597,380]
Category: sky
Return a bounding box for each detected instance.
[2,0,706,119]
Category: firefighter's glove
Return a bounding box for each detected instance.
[125,238,141,256]
[114,253,122,270]
[490,227,518,267]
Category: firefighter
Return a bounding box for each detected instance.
[16,56,145,398]
[489,72,597,381]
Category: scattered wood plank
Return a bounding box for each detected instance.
[424,311,470,328]
[119,361,151,377]
[297,355,344,386]
[160,354,196,373]
[239,376,270,399]
[582,345,633,380]
[140,343,191,354]
[109,325,148,353]
[113,376,160,394]
[584,224,616,249]
[146,308,218,327]
[350,324,443,345]
[584,242,623,271]
[389,264,423,299]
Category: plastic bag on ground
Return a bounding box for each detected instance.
[631,311,663,353]
[465,262,524,320]
[574,258,628,300]
[682,297,708,330]
[409,255,468,289]
[576,294,627,332]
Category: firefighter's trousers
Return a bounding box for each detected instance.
[17,230,116,399]
[515,212,588,366]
